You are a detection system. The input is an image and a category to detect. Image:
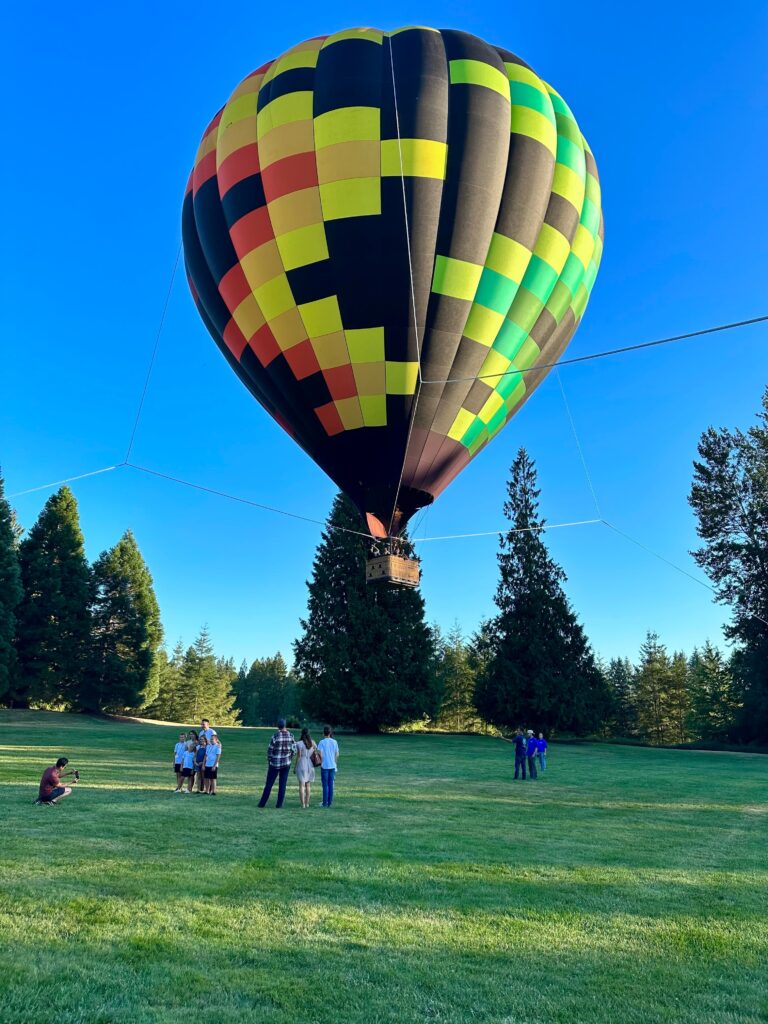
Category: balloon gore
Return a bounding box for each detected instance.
[182,27,603,536]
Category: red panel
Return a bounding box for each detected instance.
[218,145,261,197]
[193,151,217,194]
[229,206,273,258]
[222,318,248,360]
[249,323,280,367]
[314,402,344,437]
[323,364,356,401]
[261,151,318,202]
[283,338,321,381]
[218,263,252,312]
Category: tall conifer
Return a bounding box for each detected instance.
[15,487,91,706]
[0,472,23,701]
[294,494,440,731]
[474,449,609,733]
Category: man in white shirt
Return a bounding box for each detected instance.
[200,719,215,742]
[316,726,340,807]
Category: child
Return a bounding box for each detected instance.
[203,732,222,795]
[173,733,187,791]
[194,736,207,793]
[179,741,196,794]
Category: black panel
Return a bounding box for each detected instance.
[221,173,266,227]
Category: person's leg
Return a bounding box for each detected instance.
[50,787,72,804]
[514,756,521,779]
[528,756,537,779]
[541,752,547,771]
[321,769,329,806]
[210,772,217,795]
[258,765,278,807]
[517,756,526,780]
[175,770,184,792]
[305,781,311,807]
[187,772,194,793]
[327,768,336,806]
[276,765,289,808]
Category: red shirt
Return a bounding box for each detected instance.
[39,766,61,799]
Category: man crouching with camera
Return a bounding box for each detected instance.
[36,757,79,806]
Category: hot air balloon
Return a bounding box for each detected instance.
[182,26,603,578]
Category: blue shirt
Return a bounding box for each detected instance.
[526,737,538,756]
[174,741,186,763]
[205,743,221,767]
[538,739,548,752]
[513,735,526,755]
[182,749,195,770]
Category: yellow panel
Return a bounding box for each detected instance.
[479,349,512,387]
[320,178,381,220]
[312,331,348,369]
[316,141,380,184]
[267,187,324,234]
[381,139,448,179]
[389,25,440,35]
[275,224,329,272]
[323,28,383,45]
[506,378,527,408]
[254,273,295,321]
[385,361,419,395]
[534,223,571,274]
[515,336,540,369]
[347,327,385,363]
[571,223,595,269]
[448,407,475,442]
[271,307,307,351]
[299,295,343,337]
[551,163,586,211]
[262,46,321,85]
[463,304,504,346]
[231,294,265,339]
[360,395,387,426]
[221,92,258,129]
[217,117,258,165]
[258,120,315,170]
[478,390,504,424]
[226,73,264,103]
[335,397,365,430]
[240,241,284,291]
[353,362,385,395]
[509,106,557,156]
[314,107,380,149]
[485,233,531,281]
[432,255,483,301]
[257,92,314,140]
[504,62,546,90]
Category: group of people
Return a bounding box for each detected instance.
[172,718,222,795]
[512,729,548,780]
[170,716,340,808]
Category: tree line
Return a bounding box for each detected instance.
[2,386,766,743]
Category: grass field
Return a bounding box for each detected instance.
[1,711,767,1024]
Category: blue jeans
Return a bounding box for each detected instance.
[258,764,290,807]
[527,755,538,779]
[514,755,526,779]
[321,768,336,806]
[537,752,547,771]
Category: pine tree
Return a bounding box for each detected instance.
[634,632,674,744]
[81,530,164,713]
[474,449,610,734]
[14,487,91,707]
[687,642,741,740]
[0,472,23,702]
[668,651,691,742]
[146,641,185,721]
[434,625,481,732]
[294,493,440,731]
[178,628,239,725]
[234,653,300,725]
[604,657,636,737]
[689,387,768,742]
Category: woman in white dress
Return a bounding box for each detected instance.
[295,727,318,808]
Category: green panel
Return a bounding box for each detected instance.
[520,256,558,303]
[509,81,556,120]
[461,417,487,449]
[493,319,528,360]
[496,368,523,400]
[474,268,520,314]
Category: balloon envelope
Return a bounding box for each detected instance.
[182,27,603,536]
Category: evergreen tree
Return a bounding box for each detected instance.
[689,387,768,742]
[687,642,741,740]
[294,494,440,731]
[14,487,91,707]
[234,653,300,725]
[604,657,636,737]
[146,640,185,721]
[634,632,674,744]
[434,625,481,732]
[474,449,610,734]
[179,627,239,725]
[668,651,691,742]
[81,530,164,712]
[0,472,23,702]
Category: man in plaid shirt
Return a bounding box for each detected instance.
[257,718,297,808]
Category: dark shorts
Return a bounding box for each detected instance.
[204,766,218,779]
[181,767,193,777]
[174,763,181,773]
[39,786,66,803]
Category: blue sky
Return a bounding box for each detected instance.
[3,1,767,668]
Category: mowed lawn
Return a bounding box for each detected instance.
[1,712,767,1024]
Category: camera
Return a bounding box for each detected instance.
[73,770,80,781]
